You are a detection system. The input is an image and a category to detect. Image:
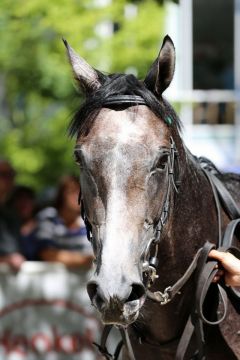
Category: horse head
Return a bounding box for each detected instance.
[64,36,181,326]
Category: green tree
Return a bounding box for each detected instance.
[0,0,165,190]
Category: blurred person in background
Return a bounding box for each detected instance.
[35,175,93,269]
[0,159,25,270]
[8,185,38,261]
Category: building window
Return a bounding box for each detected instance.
[192,0,234,124]
[193,0,234,90]
[193,102,235,125]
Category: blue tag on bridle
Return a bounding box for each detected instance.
[166,116,173,126]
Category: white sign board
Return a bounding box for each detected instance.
[0,263,103,360]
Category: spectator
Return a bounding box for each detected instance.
[0,159,16,205]
[0,159,25,270]
[36,175,93,269]
[8,185,38,261]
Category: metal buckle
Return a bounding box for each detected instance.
[154,286,172,305]
[148,265,159,286]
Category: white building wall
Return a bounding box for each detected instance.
[165,0,240,173]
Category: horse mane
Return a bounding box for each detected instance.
[198,156,240,201]
[221,172,240,182]
[198,156,222,175]
[69,72,182,138]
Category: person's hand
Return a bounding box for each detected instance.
[0,253,25,272]
[209,249,240,287]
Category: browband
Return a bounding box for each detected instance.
[102,95,147,106]
[102,95,173,126]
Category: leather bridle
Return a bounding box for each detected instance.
[79,95,181,293]
[141,136,181,294]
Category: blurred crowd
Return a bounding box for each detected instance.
[0,158,93,272]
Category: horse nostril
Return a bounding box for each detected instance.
[127,283,145,302]
[87,281,106,310]
[87,281,98,302]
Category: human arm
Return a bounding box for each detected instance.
[0,253,25,271]
[39,248,93,269]
[208,249,240,287]
[35,213,93,269]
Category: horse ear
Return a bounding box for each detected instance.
[144,35,175,96]
[63,38,102,94]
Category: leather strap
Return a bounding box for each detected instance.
[201,169,222,246]
[195,243,228,326]
[119,327,136,360]
[147,248,203,304]
[175,243,214,360]
[93,325,114,359]
[208,173,240,220]
[221,218,240,314]
[222,218,240,247]
[94,325,136,360]
[102,95,147,107]
[175,316,195,360]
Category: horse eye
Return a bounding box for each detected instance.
[74,151,82,166]
[156,154,169,171]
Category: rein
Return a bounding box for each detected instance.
[79,95,240,360]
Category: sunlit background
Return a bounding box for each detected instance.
[0,2,240,358]
[0,0,239,194]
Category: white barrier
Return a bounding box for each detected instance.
[0,262,105,360]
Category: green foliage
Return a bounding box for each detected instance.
[0,0,165,190]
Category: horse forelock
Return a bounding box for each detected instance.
[68,72,182,139]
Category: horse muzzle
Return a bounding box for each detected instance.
[87,280,146,325]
